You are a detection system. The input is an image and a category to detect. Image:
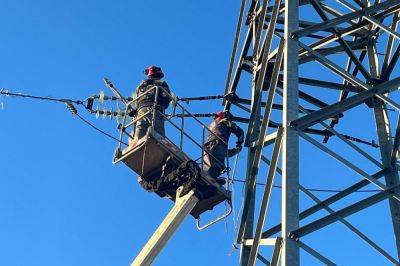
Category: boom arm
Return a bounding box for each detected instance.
[131,187,199,266]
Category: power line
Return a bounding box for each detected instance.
[231,178,381,193]
[75,112,127,145]
[1,89,125,145]
[59,101,128,145]
[0,89,84,105]
[0,89,384,194]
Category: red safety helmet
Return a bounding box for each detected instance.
[144,65,164,78]
[215,111,231,120]
[215,111,225,120]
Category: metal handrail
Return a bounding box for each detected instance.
[125,85,228,146]
[196,199,232,230]
[159,110,226,170]
[114,84,233,230]
[117,85,229,170]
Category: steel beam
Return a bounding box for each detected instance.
[268,15,367,37]
[257,254,272,265]
[363,15,400,40]
[391,115,400,165]
[383,43,400,81]
[238,39,285,243]
[291,185,400,238]
[262,169,388,237]
[245,0,282,144]
[225,27,253,111]
[292,0,400,38]
[373,102,400,260]
[239,4,262,261]
[323,49,365,143]
[296,4,400,59]
[298,41,372,90]
[224,0,248,101]
[243,238,279,246]
[334,0,358,11]
[298,77,360,92]
[382,12,400,75]
[240,148,257,265]
[291,77,400,130]
[270,237,283,266]
[253,0,270,59]
[297,105,384,168]
[299,39,368,66]
[301,185,400,265]
[281,0,299,262]
[298,131,398,196]
[297,240,337,266]
[248,127,283,266]
[308,0,371,80]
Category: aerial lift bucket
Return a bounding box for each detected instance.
[113,129,231,219]
[107,80,233,263]
[114,129,232,265]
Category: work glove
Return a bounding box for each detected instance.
[127,108,137,117]
[228,145,242,157]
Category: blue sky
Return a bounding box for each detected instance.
[1,1,399,265]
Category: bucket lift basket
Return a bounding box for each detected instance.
[111,84,231,220]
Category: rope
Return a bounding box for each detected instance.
[228,153,241,256]
[224,152,231,232]
[230,154,240,231]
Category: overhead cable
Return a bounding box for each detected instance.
[231,178,381,193]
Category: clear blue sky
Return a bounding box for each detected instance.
[0,1,398,265]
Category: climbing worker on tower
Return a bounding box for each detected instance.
[203,111,244,185]
[131,65,172,145]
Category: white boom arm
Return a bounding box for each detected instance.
[131,187,199,266]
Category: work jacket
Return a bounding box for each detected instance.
[206,118,244,146]
[135,78,171,110]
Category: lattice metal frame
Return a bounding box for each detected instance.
[223,0,400,264]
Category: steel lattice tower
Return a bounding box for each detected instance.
[223,0,400,264]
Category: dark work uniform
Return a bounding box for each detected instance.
[133,78,171,140]
[203,117,244,178]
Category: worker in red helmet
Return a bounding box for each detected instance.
[131,65,172,143]
[203,111,244,185]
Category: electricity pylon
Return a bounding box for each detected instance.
[224,0,400,264]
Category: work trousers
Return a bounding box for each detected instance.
[133,106,166,140]
[202,140,227,178]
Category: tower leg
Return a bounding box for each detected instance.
[282,0,299,263]
[373,104,400,260]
